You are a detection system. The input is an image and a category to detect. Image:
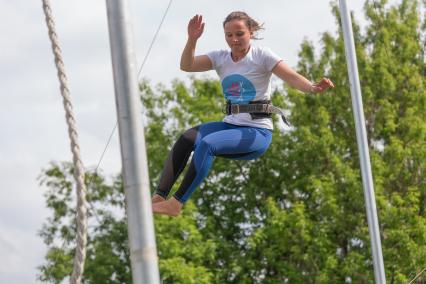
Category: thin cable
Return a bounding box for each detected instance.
[93,0,173,168]
[137,0,174,79]
[93,122,118,173]
[91,0,173,177]
[86,0,173,215]
[408,267,426,284]
[85,122,118,225]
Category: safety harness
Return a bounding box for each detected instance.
[223,100,290,126]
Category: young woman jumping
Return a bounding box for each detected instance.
[152,11,334,216]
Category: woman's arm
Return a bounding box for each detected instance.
[180,15,213,72]
[180,40,212,72]
[272,61,334,93]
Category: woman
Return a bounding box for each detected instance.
[152,12,334,216]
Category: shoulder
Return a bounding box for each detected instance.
[206,49,230,68]
[206,49,229,59]
[251,46,279,59]
[250,46,282,71]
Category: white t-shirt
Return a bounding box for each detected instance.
[207,45,282,130]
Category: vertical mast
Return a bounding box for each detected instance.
[339,1,386,283]
[105,0,160,283]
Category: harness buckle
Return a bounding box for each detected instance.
[230,104,240,114]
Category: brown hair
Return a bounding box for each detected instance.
[223,11,264,40]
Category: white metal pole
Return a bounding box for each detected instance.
[338,1,386,283]
[105,1,160,283]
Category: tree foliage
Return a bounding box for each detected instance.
[38,1,425,283]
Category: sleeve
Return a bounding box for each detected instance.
[261,47,283,72]
[206,50,220,70]
[206,50,227,70]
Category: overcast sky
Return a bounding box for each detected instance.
[0,0,377,282]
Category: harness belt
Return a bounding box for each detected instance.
[224,100,290,126]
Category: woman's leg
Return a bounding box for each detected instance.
[153,127,198,199]
[153,122,232,199]
[153,124,272,216]
[173,126,272,203]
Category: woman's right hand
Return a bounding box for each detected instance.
[187,15,205,40]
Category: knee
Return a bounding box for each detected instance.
[179,127,198,145]
[174,127,198,150]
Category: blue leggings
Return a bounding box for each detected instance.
[154,122,272,203]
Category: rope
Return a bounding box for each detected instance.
[40,0,173,281]
[41,1,87,283]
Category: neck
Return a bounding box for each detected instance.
[231,46,250,62]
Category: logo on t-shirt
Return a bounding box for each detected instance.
[222,74,256,104]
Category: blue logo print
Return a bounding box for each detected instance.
[222,74,256,104]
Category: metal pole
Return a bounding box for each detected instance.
[338,1,386,283]
[105,1,160,283]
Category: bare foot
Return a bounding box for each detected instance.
[152,197,183,217]
[152,194,166,204]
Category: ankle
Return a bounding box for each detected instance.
[152,197,183,217]
[165,197,183,216]
[170,196,183,207]
[152,194,166,203]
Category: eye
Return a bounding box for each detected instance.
[236,32,245,37]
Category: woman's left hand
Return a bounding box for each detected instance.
[311,77,334,93]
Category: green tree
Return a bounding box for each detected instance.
[244,0,425,283]
[37,79,224,283]
[38,0,425,283]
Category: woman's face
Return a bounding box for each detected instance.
[224,19,252,54]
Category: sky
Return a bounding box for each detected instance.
[0,0,376,282]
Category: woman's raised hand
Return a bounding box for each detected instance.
[187,15,205,40]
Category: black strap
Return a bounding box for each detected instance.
[223,100,290,126]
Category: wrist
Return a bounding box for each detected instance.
[187,37,198,44]
[308,83,315,93]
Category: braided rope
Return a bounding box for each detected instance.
[41,1,87,283]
